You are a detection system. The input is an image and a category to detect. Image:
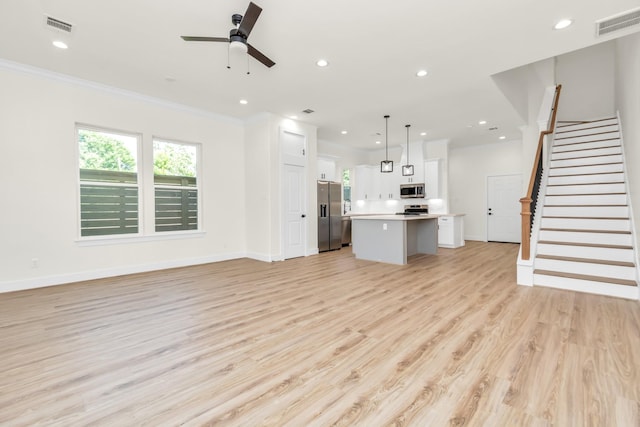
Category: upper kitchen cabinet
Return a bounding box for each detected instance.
[424,159,441,199]
[379,167,400,200]
[353,165,374,201]
[317,157,337,181]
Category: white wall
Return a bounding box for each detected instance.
[244,114,318,260]
[615,32,640,264]
[449,140,523,241]
[0,65,246,291]
[556,41,616,121]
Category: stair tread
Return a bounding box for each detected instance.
[553,137,621,146]
[543,204,628,207]
[552,144,620,154]
[556,118,617,128]
[556,125,619,134]
[537,240,633,250]
[549,171,625,178]
[542,216,629,220]
[549,162,622,169]
[540,228,631,234]
[536,254,635,267]
[547,182,625,187]
[551,153,621,161]
[556,131,620,140]
[534,269,637,287]
[546,192,626,196]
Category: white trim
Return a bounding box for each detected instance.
[0,252,246,294]
[76,230,206,246]
[616,111,640,289]
[246,252,276,262]
[533,275,639,300]
[0,58,241,124]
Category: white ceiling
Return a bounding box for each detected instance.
[1,1,639,150]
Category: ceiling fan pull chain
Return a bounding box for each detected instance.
[227,46,231,69]
[247,53,251,75]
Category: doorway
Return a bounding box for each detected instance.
[487,174,522,243]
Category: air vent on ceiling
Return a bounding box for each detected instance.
[302,109,315,114]
[46,16,73,33]
[596,7,640,37]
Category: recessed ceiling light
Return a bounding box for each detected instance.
[478,120,487,125]
[554,19,573,30]
[239,99,248,105]
[416,69,428,77]
[316,59,329,67]
[420,132,427,136]
[499,136,506,140]
[341,130,348,135]
[289,115,298,119]
[375,140,381,144]
[52,40,68,49]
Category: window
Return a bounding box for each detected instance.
[153,139,199,232]
[343,168,351,212]
[78,127,140,237]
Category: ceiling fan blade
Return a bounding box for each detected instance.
[238,2,262,37]
[248,44,275,68]
[181,36,229,42]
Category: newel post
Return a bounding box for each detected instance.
[520,197,532,260]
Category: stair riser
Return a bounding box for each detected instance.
[541,218,631,231]
[555,132,619,145]
[533,275,638,299]
[544,194,627,205]
[551,147,621,160]
[547,173,624,186]
[550,154,622,168]
[553,140,620,153]
[537,243,635,262]
[538,230,633,246]
[556,119,618,131]
[542,205,629,217]
[555,125,619,139]
[549,163,624,176]
[546,183,626,195]
[535,259,636,280]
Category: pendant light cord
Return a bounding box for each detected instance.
[406,124,410,165]
[384,115,390,160]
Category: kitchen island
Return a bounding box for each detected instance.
[351,214,439,265]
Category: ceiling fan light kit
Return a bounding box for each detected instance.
[181,2,275,68]
[381,115,393,173]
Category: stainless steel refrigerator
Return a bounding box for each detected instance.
[318,181,342,252]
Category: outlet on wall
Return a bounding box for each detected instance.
[31,258,39,268]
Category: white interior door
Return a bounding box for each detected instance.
[284,164,306,259]
[487,174,522,243]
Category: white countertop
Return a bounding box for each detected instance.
[349,213,465,220]
[350,214,440,221]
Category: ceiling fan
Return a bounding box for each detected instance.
[181,2,275,68]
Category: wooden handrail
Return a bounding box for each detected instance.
[520,84,562,260]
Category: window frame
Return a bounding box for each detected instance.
[151,137,202,234]
[76,124,143,240]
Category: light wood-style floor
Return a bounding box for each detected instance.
[2,241,640,426]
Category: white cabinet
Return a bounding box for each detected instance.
[317,157,337,181]
[438,215,464,248]
[354,165,402,201]
[379,168,399,199]
[354,165,374,201]
[424,159,441,199]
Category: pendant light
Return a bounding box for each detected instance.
[380,115,393,173]
[402,124,414,176]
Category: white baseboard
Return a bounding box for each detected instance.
[0,252,246,294]
[464,235,486,242]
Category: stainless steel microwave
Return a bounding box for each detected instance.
[400,183,425,198]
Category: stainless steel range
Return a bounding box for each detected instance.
[396,205,429,215]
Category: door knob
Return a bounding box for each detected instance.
[301,214,306,218]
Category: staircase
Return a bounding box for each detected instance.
[533,117,639,299]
